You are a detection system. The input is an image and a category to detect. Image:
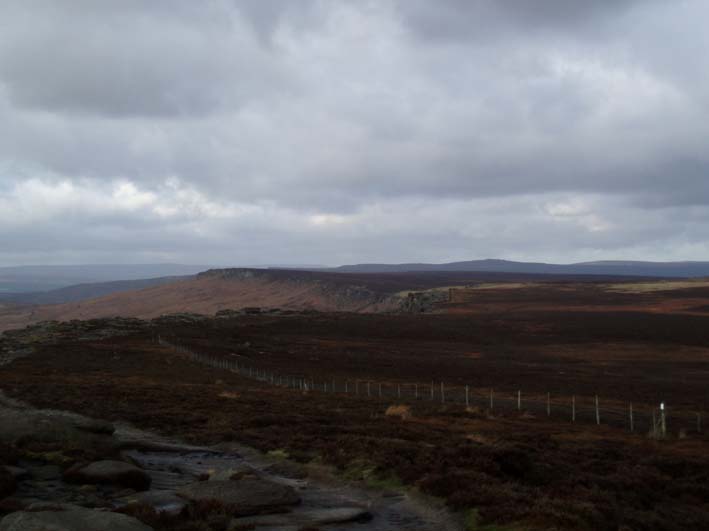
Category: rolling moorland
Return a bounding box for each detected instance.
[1,268,709,529]
[0,268,654,333]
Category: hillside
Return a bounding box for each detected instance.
[0,268,638,333]
[0,276,190,305]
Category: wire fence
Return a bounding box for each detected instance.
[156,336,704,438]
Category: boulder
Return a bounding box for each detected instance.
[114,490,187,517]
[64,461,151,491]
[177,478,300,516]
[0,507,153,531]
[0,408,114,460]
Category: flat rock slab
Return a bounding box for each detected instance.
[177,478,300,516]
[64,461,151,491]
[0,507,153,531]
[115,490,188,517]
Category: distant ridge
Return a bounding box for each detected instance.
[0,263,211,293]
[330,259,709,278]
[0,276,191,305]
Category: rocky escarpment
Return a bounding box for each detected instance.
[197,268,393,311]
[398,289,450,313]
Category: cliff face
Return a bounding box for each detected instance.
[0,269,401,332]
[398,290,450,313]
[1,268,496,332]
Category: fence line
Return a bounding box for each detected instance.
[156,336,702,438]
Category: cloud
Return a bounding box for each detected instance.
[393,0,651,42]
[0,1,291,117]
[0,1,707,265]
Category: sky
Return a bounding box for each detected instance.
[1,0,708,267]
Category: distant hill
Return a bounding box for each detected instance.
[0,264,211,293]
[0,276,191,305]
[331,259,709,278]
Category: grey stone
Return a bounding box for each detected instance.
[64,461,151,491]
[177,478,300,516]
[0,507,153,531]
[0,408,113,456]
[115,490,187,517]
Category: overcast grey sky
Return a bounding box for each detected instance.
[1,0,707,266]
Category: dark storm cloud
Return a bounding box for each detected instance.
[393,0,650,41]
[0,0,708,265]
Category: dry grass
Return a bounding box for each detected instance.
[385,404,412,420]
[605,279,709,293]
[218,391,240,399]
[467,282,534,290]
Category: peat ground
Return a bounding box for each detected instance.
[2,282,709,529]
[1,311,709,529]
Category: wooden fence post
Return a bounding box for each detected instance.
[572,395,576,423]
[465,385,469,408]
[629,403,634,432]
[652,409,657,437]
[547,392,551,417]
[595,395,600,425]
[517,390,521,411]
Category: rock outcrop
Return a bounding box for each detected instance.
[177,478,300,516]
[63,461,151,491]
[0,506,153,531]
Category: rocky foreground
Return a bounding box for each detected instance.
[0,317,457,531]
